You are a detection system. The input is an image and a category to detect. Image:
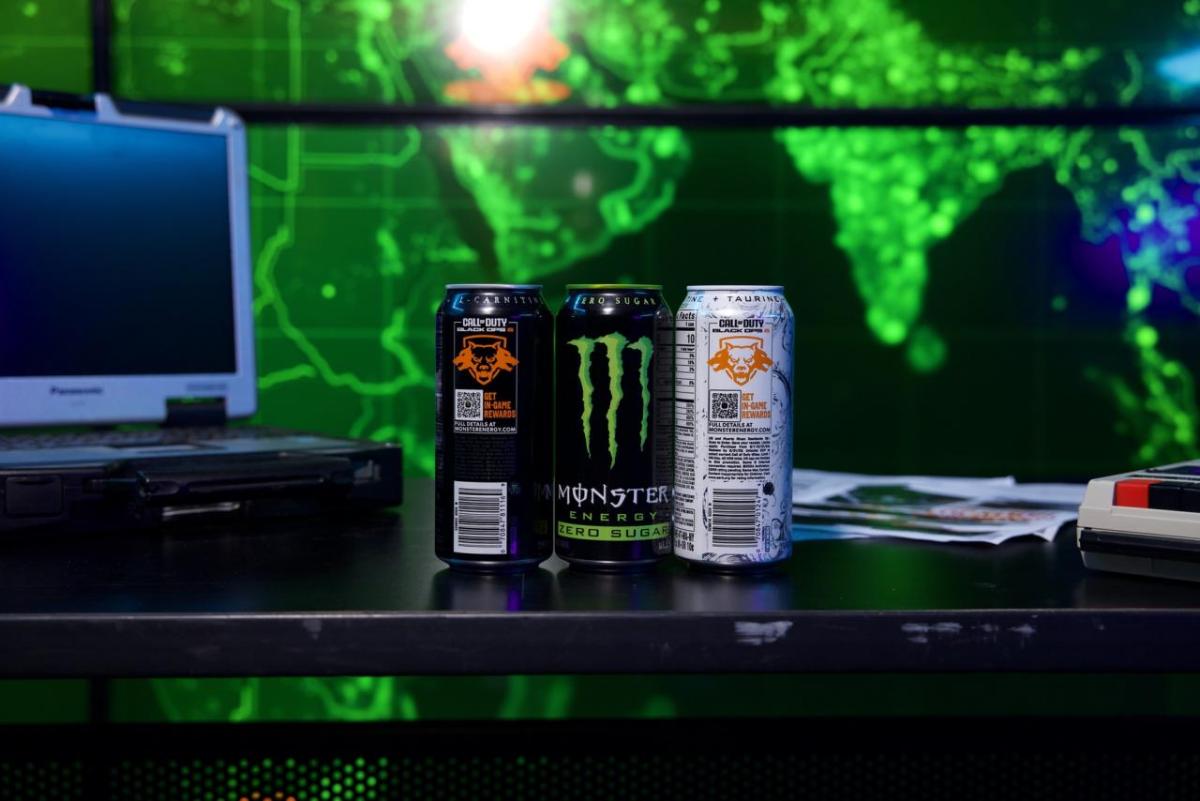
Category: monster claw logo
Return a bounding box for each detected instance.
[708,336,773,386]
[568,333,653,468]
[454,334,519,386]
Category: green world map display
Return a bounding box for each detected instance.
[97,0,1200,480]
[2,0,1200,728]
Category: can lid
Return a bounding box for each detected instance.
[687,285,784,291]
[445,283,542,290]
[567,283,663,290]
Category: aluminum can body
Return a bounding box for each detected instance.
[673,285,794,570]
[555,285,674,570]
[435,284,553,571]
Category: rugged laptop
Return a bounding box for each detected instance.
[0,85,403,532]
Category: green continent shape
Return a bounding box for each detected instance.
[1057,127,1200,462]
[625,336,654,451]
[567,337,598,459]
[439,126,690,282]
[596,332,630,468]
[777,126,1062,368]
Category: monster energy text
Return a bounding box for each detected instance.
[555,285,674,570]
[558,483,672,508]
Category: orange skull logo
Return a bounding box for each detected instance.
[454,334,519,386]
[707,336,773,386]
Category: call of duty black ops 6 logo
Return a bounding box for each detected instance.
[555,330,671,544]
[451,318,519,434]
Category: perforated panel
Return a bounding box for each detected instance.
[0,759,83,800]
[1,751,1195,801]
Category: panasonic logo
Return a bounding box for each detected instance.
[50,386,104,396]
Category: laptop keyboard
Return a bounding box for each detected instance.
[0,426,285,451]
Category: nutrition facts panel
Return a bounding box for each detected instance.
[674,310,698,551]
[674,311,697,466]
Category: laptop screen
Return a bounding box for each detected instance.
[0,112,237,378]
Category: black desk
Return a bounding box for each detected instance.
[3,477,1200,677]
[8,478,1200,801]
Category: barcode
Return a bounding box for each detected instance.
[711,487,759,548]
[454,481,507,554]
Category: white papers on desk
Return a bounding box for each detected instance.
[791,469,1085,545]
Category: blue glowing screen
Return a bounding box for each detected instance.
[0,112,236,377]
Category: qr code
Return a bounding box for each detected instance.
[455,389,484,421]
[710,390,740,420]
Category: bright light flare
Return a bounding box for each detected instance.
[459,0,550,57]
[1158,46,1200,86]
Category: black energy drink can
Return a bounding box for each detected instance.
[555,284,674,570]
[435,284,553,572]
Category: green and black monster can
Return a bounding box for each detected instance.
[555,284,674,570]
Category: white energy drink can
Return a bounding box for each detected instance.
[673,285,794,571]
